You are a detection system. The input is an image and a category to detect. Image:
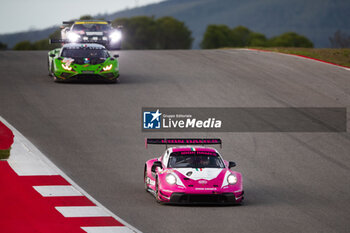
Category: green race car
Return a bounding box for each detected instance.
[48,43,119,83]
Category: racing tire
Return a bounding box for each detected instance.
[50,62,55,78]
[53,75,63,83]
[144,166,148,192]
[236,196,244,206]
[155,177,163,204]
[48,58,51,76]
[51,62,63,83]
[110,75,120,84]
[48,59,53,77]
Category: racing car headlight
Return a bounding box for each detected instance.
[109,31,122,42]
[102,64,113,71]
[165,174,176,185]
[227,174,237,185]
[61,63,72,71]
[67,32,80,42]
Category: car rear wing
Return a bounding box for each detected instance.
[63,21,112,24]
[49,39,68,44]
[62,21,75,25]
[145,138,222,149]
[49,38,107,45]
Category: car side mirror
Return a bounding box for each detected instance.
[50,54,55,57]
[151,161,163,173]
[113,54,119,58]
[229,161,236,169]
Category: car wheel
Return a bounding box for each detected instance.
[144,166,148,192]
[53,75,62,83]
[237,196,244,205]
[109,75,120,84]
[48,58,52,76]
[51,62,55,78]
[155,177,161,203]
[155,177,165,204]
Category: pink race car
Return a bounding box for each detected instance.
[144,138,244,205]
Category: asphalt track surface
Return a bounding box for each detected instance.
[1,50,350,233]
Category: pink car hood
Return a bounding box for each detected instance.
[172,168,228,189]
[174,168,223,181]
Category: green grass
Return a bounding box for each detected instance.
[249,47,350,67]
[0,149,10,160]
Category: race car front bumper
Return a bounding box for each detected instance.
[168,191,244,205]
[55,73,119,82]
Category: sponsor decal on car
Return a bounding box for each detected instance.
[195,187,217,191]
[146,177,155,186]
[62,58,74,66]
[86,32,104,36]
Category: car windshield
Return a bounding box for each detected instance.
[168,151,225,168]
[72,24,111,32]
[61,48,109,58]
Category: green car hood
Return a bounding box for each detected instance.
[54,57,118,74]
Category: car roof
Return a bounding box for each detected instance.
[62,43,106,49]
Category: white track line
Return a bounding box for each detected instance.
[82,227,135,233]
[9,135,58,176]
[55,206,111,217]
[33,185,83,197]
[240,48,350,72]
[0,116,141,233]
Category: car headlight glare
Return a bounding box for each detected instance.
[227,174,237,185]
[166,174,176,185]
[61,63,72,71]
[102,64,113,71]
[67,32,80,42]
[109,31,122,42]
